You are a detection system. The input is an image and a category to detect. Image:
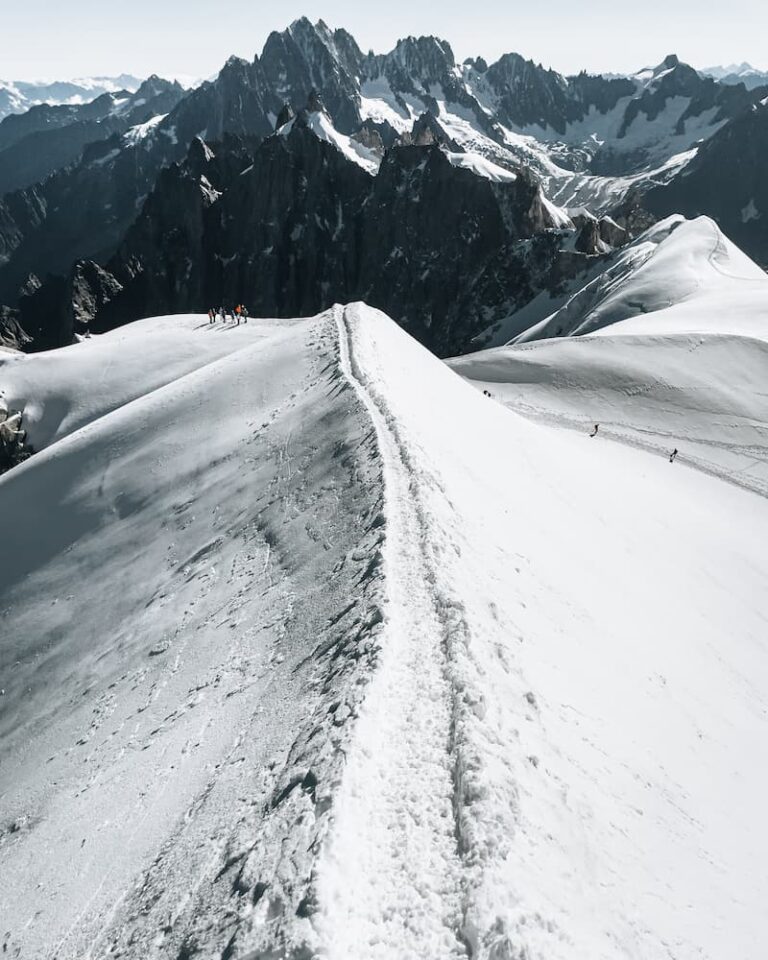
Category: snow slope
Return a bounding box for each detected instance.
[0,312,386,959]
[514,215,768,343]
[2,305,768,959]
[450,216,768,495]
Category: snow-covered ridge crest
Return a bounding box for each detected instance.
[3,306,768,958]
[513,214,768,343]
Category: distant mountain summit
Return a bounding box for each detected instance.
[1,19,767,354]
[701,62,768,88]
[0,75,144,120]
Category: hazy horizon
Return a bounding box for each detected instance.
[2,1,767,83]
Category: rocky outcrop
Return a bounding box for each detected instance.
[642,100,768,267]
[0,400,31,474]
[53,125,583,357]
[0,306,30,350]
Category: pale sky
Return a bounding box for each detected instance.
[4,0,767,82]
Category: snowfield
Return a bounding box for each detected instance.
[451,216,768,496]
[2,303,768,959]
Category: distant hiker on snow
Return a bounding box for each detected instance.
[235,305,242,326]
[208,308,215,324]
[669,448,679,463]
[589,423,599,437]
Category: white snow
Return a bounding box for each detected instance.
[514,216,768,343]
[122,113,167,145]
[3,300,768,959]
[443,150,516,182]
[359,76,417,133]
[450,215,768,493]
[279,110,380,174]
[318,303,768,960]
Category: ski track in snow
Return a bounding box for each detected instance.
[315,306,468,959]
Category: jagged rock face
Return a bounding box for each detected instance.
[164,57,278,145]
[2,18,768,353]
[408,112,460,149]
[0,57,281,303]
[378,35,456,91]
[70,129,576,357]
[363,36,501,143]
[0,305,30,350]
[488,55,605,133]
[0,137,170,303]
[10,258,124,349]
[642,102,768,267]
[261,18,363,134]
[357,147,546,351]
[68,261,124,334]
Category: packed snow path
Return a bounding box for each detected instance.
[315,307,466,958]
[2,307,768,959]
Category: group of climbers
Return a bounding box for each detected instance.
[207,304,249,326]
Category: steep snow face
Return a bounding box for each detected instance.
[3,305,768,960]
[514,215,768,342]
[278,109,380,173]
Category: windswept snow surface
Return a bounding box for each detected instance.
[0,312,387,959]
[450,217,768,495]
[2,306,768,959]
[317,305,768,960]
[514,215,768,343]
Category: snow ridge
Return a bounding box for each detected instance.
[315,305,477,958]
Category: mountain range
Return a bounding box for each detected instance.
[702,62,768,88]
[0,75,143,120]
[1,18,767,356]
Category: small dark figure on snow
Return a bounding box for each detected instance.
[669,448,678,463]
[589,423,599,437]
[482,389,492,398]
[242,305,249,323]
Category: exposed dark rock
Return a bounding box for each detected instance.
[58,128,582,357]
[0,305,30,351]
[406,112,460,149]
[276,104,295,129]
[0,401,32,474]
[642,100,768,266]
